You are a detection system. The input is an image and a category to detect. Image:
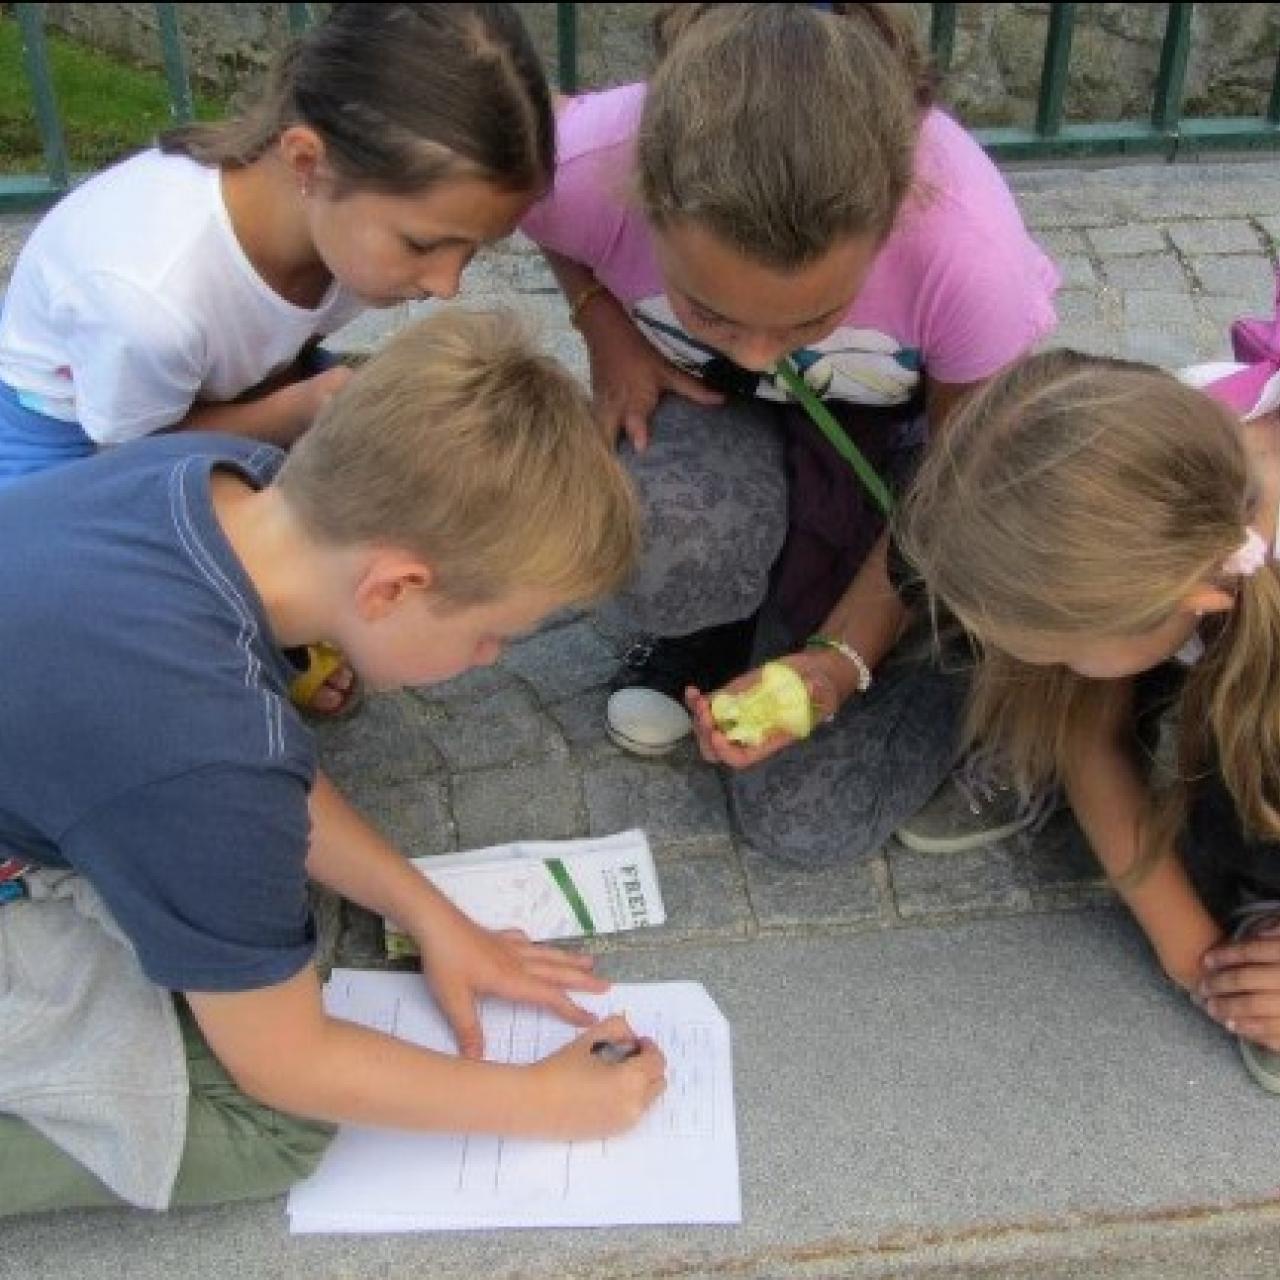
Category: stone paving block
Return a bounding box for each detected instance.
[1257,215,1280,250]
[545,686,617,752]
[342,775,455,858]
[1053,289,1104,326]
[1197,292,1257,333]
[1085,224,1165,257]
[1165,220,1263,257]
[420,687,564,771]
[888,841,1032,919]
[335,902,393,967]
[584,758,730,850]
[1123,289,1197,330]
[312,692,446,791]
[1055,254,1097,290]
[1099,253,1189,292]
[605,843,753,946]
[413,663,516,704]
[501,619,620,701]
[452,760,583,847]
[1191,255,1275,307]
[1032,227,1088,259]
[740,844,884,931]
[310,885,343,976]
[1010,811,1106,892]
[1120,327,1200,369]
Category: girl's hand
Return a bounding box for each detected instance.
[295,364,355,425]
[578,295,724,450]
[685,652,842,771]
[1198,924,1280,1051]
[526,1015,667,1139]
[413,911,608,1059]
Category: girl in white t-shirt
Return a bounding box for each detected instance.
[896,290,1280,1095]
[0,2,554,713]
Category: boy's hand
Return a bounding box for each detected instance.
[413,910,608,1059]
[527,1015,667,1139]
[1199,926,1280,1051]
[579,297,723,451]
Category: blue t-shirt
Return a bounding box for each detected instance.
[0,434,317,991]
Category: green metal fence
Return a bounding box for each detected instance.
[5,2,1280,214]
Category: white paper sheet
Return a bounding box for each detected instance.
[287,970,740,1233]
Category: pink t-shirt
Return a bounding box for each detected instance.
[523,84,1061,408]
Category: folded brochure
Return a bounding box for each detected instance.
[386,829,666,956]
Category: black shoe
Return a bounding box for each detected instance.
[606,617,758,756]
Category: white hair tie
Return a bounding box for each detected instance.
[1223,528,1269,577]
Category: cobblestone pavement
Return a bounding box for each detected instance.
[299,157,1280,974]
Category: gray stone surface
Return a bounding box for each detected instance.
[1192,254,1276,307]
[889,842,1032,919]
[16,915,1280,1279]
[452,760,584,847]
[1099,252,1190,293]
[741,844,885,931]
[1165,219,1266,257]
[1085,223,1166,257]
[584,757,730,852]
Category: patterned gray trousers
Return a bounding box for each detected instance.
[600,394,967,866]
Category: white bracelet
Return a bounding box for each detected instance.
[805,634,873,693]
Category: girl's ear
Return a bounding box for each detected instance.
[352,552,434,622]
[1183,582,1237,618]
[278,125,330,196]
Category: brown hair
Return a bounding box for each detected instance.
[896,350,1280,854]
[161,4,553,196]
[278,310,639,607]
[639,3,933,268]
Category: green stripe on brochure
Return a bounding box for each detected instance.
[545,859,595,934]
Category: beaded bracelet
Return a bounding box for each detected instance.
[805,634,873,693]
[569,281,607,329]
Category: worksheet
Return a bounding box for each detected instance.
[287,971,740,1233]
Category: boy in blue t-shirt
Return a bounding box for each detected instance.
[0,310,664,1216]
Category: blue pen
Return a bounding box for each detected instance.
[590,1038,642,1064]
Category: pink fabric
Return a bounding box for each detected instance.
[1205,271,1280,418]
[523,84,1061,403]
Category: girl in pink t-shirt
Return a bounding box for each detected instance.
[522,3,1061,866]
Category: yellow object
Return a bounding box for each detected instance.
[289,641,353,712]
[709,662,818,748]
[569,280,607,328]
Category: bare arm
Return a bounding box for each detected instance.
[1063,682,1222,987]
[176,366,352,445]
[186,966,663,1139]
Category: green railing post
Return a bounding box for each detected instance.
[1268,47,1280,125]
[16,3,70,191]
[156,4,194,124]
[1034,3,1077,139]
[1151,2,1193,137]
[286,4,312,36]
[556,2,578,95]
[930,3,958,76]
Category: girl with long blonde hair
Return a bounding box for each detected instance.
[896,295,1280,1094]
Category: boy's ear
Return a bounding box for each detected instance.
[1184,583,1237,617]
[278,125,330,194]
[352,552,434,622]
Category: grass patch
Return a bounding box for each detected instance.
[0,15,227,175]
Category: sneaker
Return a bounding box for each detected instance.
[606,617,758,758]
[1231,902,1280,1095]
[894,746,1059,854]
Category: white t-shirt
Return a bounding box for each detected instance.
[0,150,363,444]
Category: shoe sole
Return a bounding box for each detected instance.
[894,815,1039,855]
[1239,1037,1280,1095]
[605,722,687,758]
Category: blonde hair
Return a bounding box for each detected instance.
[896,349,1280,850]
[639,3,932,269]
[277,310,639,606]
